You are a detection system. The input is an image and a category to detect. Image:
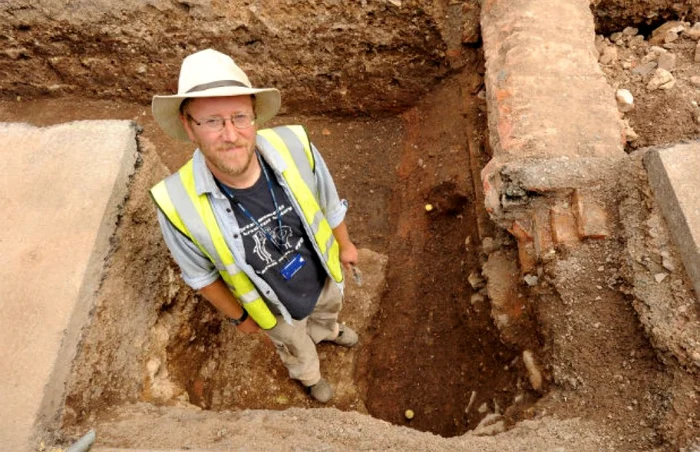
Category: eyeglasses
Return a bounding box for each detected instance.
[187,113,256,132]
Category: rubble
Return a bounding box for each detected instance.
[615,89,634,112]
[646,68,675,91]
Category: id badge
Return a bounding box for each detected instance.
[281,253,306,280]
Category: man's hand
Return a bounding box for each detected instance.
[236,316,261,334]
[339,240,359,272]
[332,221,358,272]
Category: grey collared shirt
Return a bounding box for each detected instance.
[156,136,347,324]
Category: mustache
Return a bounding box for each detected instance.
[217,141,248,150]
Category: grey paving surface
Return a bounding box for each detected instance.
[0,120,138,451]
[645,141,700,298]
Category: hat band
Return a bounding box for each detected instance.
[186,79,249,93]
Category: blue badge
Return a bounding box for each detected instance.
[281,253,306,280]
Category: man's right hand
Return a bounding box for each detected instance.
[236,316,261,334]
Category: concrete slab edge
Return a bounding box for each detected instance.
[644,146,700,298]
[34,120,140,446]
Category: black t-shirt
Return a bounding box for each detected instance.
[222,158,327,320]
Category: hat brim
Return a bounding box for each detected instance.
[152,86,281,141]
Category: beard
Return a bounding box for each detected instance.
[202,139,257,180]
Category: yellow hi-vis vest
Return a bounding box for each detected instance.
[150,125,343,330]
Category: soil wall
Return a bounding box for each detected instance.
[0,0,480,117]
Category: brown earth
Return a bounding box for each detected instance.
[2,1,700,451]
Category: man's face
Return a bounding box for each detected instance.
[180,95,258,185]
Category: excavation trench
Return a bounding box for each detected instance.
[3,49,542,443]
[51,59,536,441]
[0,57,539,440]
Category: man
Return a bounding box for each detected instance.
[150,48,359,403]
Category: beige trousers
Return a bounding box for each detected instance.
[264,278,343,386]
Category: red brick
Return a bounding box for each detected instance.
[573,189,610,239]
[518,241,537,274]
[509,219,533,243]
[550,205,580,245]
[532,207,553,257]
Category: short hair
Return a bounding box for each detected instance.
[179,98,193,116]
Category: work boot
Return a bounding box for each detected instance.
[307,378,334,403]
[332,324,358,347]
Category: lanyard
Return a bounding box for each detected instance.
[217,152,288,254]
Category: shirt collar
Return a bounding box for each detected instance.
[192,149,222,197]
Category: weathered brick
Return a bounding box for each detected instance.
[518,241,537,274]
[550,205,580,245]
[509,219,533,243]
[532,207,553,257]
[573,189,610,239]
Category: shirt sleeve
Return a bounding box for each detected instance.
[156,208,220,290]
[310,142,348,229]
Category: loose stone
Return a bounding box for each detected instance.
[622,26,639,37]
[523,350,543,391]
[599,46,618,65]
[616,89,634,112]
[647,68,675,91]
[632,61,657,76]
[654,273,668,283]
[524,274,538,286]
[657,52,676,71]
[468,271,486,289]
[684,22,700,40]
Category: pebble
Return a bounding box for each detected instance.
[632,61,657,76]
[524,274,538,286]
[684,22,700,40]
[523,350,543,391]
[468,271,486,289]
[650,45,668,55]
[692,76,700,88]
[657,52,676,71]
[626,35,643,50]
[647,68,675,91]
[470,293,485,305]
[622,26,639,37]
[654,273,668,283]
[465,391,477,413]
[599,46,618,65]
[616,89,634,112]
[662,257,675,272]
[622,120,639,141]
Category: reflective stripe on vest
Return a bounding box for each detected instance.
[257,126,343,283]
[151,125,341,329]
[151,162,278,330]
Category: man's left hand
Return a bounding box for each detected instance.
[340,240,359,272]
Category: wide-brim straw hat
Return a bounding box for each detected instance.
[152,49,281,141]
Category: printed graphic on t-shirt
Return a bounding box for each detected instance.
[239,204,304,275]
[226,156,327,320]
